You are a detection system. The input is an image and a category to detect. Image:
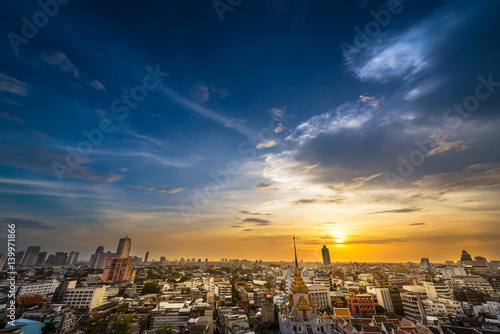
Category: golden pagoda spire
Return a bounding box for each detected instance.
[290,235,309,293]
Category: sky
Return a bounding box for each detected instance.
[1,0,500,263]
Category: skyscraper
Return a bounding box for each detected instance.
[67,251,80,265]
[144,251,149,263]
[89,246,104,268]
[116,236,132,257]
[321,245,331,265]
[21,246,41,267]
[460,250,473,262]
[420,258,431,270]
[36,251,47,265]
[54,252,68,266]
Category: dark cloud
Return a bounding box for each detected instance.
[409,223,426,226]
[414,164,500,193]
[231,225,243,228]
[293,196,345,205]
[242,218,272,226]
[0,217,54,229]
[254,182,272,189]
[367,207,422,215]
[238,210,271,216]
[243,229,253,232]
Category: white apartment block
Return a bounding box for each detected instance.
[214,282,232,303]
[308,285,332,310]
[367,287,394,312]
[62,286,109,311]
[449,276,494,294]
[18,279,61,296]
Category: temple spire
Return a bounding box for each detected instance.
[290,235,309,293]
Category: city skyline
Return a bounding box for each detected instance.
[1,1,500,262]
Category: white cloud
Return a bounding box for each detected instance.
[0,73,29,97]
[90,80,106,91]
[41,50,80,78]
[343,10,464,83]
[256,139,277,149]
[189,83,210,103]
[287,100,372,145]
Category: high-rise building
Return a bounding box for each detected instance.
[67,251,79,265]
[89,246,104,268]
[21,246,41,267]
[54,252,68,266]
[116,236,132,257]
[36,251,47,265]
[321,245,331,265]
[46,254,55,265]
[15,251,25,264]
[367,287,394,312]
[144,251,149,263]
[420,258,431,270]
[101,256,135,283]
[461,250,473,262]
[94,251,115,269]
[160,256,166,263]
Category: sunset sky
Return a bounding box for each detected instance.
[1,0,500,263]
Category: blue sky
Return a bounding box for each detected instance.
[1,0,500,262]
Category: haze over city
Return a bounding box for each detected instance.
[1,0,500,263]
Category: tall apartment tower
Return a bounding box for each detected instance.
[116,236,132,257]
[67,251,80,265]
[321,245,331,265]
[144,251,149,263]
[21,246,41,267]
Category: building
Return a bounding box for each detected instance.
[67,251,79,265]
[423,279,453,299]
[35,252,47,265]
[322,245,331,266]
[449,275,494,295]
[279,236,334,334]
[101,256,135,283]
[438,265,467,277]
[214,282,232,304]
[18,279,61,296]
[52,280,77,303]
[62,286,109,311]
[116,236,132,257]
[144,251,149,263]
[346,293,379,316]
[89,246,104,268]
[460,250,473,262]
[20,246,41,267]
[367,287,394,313]
[53,252,68,266]
[261,296,275,323]
[308,285,332,310]
[420,258,431,271]
[400,286,427,320]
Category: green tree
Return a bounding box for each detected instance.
[41,318,59,334]
[81,316,103,334]
[376,305,386,314]
[141,282,161,294]
[155,323,174,334]
[113,316,133,334]
[353,324,362,332]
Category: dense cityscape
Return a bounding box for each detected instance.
[0,236,499,334]
[2,0,500,334]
